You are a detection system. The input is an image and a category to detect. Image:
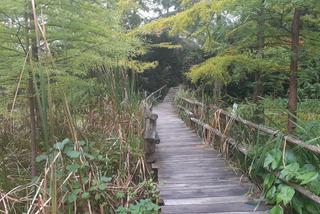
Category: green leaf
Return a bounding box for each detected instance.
[72,182,81,189]
[284,149,297,164]
[66,163,80,172]
[81,192,90,199]
[98,183,107,191]
[264,153,274,168]
[89,186,97,192]
[307,180,320,195]
[79,140,86,146]
[263,174,275,190]
[116,191,125,199]
[66,150,81,159]
[292,196,304,214]
[301,164,316,171]
[95,193,101,200]
[271,150,282,170]
[73,189,82,195]
[264,148,281,170]
[101,176,112,183]
[276,185,295,205]
[266,186,276,202]
[54,138,70,150]
[36,154,48,162]
[270,205,283,214]
[67,192,77,203]
[279,163,300,181]
[296,172,318,185]
[84,153,95,160]
[116,206,127,214]
[83,176,89,184]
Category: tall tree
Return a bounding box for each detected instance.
[287,8,301,134]
[28,0,39,177]
[0,0,144,177]
[253,0,266,102]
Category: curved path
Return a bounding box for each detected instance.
[153,88,269,214]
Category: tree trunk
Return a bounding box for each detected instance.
[26,0,39,177]
[213,80,222,101]
[287,8,301,134]
[253,0,265,103]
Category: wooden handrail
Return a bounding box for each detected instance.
[143,86,166,167]
[179,97,320,155]
[145,85,167,105]
[176,96,320,205]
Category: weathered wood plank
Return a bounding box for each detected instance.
[160,186,249,199]
[178,212,268,214]
[152,88,267,214]
[164,196,249,205]
[161,203,268,213]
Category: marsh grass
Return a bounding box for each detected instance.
[0,65,160,213]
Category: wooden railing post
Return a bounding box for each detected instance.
[142,86,166,170]
[143,107,160,168]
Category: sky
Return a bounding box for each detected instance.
[138,1,176,20]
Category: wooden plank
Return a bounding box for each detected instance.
[159,183,249,191]
[161,202,268,213]
[158,179,249,189]
[153,89,267,213]
[164,196,249,205]
[183,212,268,214]
[160,186,249,198]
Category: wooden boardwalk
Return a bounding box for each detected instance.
[153,88,269,214]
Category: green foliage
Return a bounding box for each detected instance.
[270,205,283,214]
[116,199,160,214]
[140,1,216,35]
[187,54,276,84]
[35,138,116,209]
[141,0,320,107]
[0,1,161,212]
[256,135,320,213]
[234,98,320,136]
[0,0,149,114]
[136,32,187,92]
[263,148,282,170]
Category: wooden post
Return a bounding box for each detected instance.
[144,107,160,169]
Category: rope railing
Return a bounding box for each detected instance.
[176,96,320,206]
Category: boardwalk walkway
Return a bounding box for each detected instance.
[153,88,268,214]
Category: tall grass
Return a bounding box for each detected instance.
[0,65,159,213]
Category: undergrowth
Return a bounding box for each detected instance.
[0,68,160,213]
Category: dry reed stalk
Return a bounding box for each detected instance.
[10,51,30,117]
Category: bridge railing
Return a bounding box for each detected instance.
[175,96,320,206]
[143,85,166,169]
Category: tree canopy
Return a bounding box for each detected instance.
[1,0,320,213]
